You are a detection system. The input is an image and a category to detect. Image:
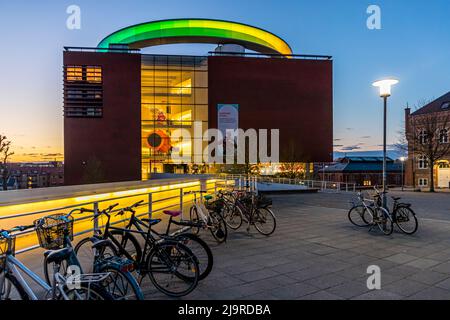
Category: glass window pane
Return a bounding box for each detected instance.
[154,56,168,69]
[181,56,196,70]
[195,88,208,104]
[194,71,207,88]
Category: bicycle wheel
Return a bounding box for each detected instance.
[254,207,277,236]
[109,230,142,263]
[146,241,199,297]
[0,273,29,300]
[209,210,228,243]
[60,284,113,300]
[44,254,69,287]
[98,266,144,300]
[348,205,372,227]
[223,203,243,230]
[394,206,418,235]
[189,206,201,235]
[74,237,118,273]
[175,233,213,280]
[373,207,394,235]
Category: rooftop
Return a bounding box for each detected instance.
[325,156,401,173]
[410,91,450,116]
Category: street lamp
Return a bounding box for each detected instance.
[400,156,406,191]
[373,78,399,208]
[322,163,328,190]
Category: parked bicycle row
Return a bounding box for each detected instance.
[0,188,276,300]
[348,186,418,235]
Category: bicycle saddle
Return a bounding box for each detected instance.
[44,247,73,264]
[89,237,113,250]
[163,210,182,217]
[204,195,213,201]
[141,218,162,226]
[391,196,401,201]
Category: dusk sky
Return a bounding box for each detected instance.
[0,0,449,161]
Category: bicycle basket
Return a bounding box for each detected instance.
[34,214,74,250]
[0,236,16,271]
[206,199,225,212]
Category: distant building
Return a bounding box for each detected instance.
[2,162,64,190]
[405,91,450,189]
[319,156,402,187]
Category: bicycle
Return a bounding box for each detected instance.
[39,206,142,300]
[0,225,111,300]
[187,190,228,243]
[348,191,376,227]
[372,187,419,235]
[221,189,276,236]
[218,190,245,230]
[74,203,200,297]
[95,200,214,281]
[367,188,394,235]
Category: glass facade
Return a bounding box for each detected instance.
[141,55,209,179]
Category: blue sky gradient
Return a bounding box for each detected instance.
[0,0,449,161]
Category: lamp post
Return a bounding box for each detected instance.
[322,164,328,190]
[372,78,399,208]
[400,156,406,191]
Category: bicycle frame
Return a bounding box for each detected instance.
[123,209,193,240]
[97,211,160,270]
[1,254,69,300]
[191,193,209,223]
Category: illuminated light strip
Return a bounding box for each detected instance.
[98,19,293,56]
[74,181,200,202]
[1,180,207,251]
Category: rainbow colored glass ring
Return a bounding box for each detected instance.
[98,19,293,56]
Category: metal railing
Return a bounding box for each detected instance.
[208,51,332,60]
[0,178,235,255]
[64,46,141,53]
[216,174,357,193]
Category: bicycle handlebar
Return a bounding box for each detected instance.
[79,203,119,219]
[115,200,144,216]
[0,224,35,236]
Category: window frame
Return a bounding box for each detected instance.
[418,155,429,169]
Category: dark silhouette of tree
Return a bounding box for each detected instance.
[0,135,14,191]
[279,140,306,179]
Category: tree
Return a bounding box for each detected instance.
[0,135,14,191]
[406,112,450,192]
[278,140,306,179]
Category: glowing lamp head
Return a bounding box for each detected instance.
[372,78,399,97]
[400,156,406,162]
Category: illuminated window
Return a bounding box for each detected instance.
[141,54,208,178]
[363,180,372,186]
[66,66,83,81]
[64,66,103,118]
[86,67,102,83]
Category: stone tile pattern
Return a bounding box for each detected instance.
[17,192,450,300]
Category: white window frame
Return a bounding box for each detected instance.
[418,155,429,169]
[418,130,428,145]
[418,178,428,187]
[439,128,449,144]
